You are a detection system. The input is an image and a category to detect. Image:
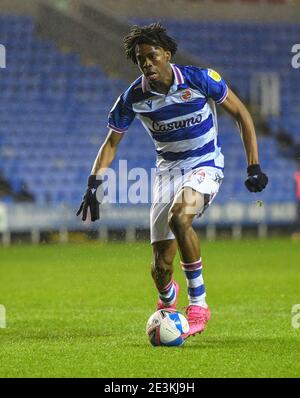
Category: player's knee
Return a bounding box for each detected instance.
[168,204,192,233]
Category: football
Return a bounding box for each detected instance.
[146,309,189,347]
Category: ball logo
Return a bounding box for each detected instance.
[180,89,192,102]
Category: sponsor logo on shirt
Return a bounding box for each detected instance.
[151,113,203,132]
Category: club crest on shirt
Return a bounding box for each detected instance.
[180,89,192,102]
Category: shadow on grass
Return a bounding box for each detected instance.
[182,335,299,350]
[4,329,299,349]
[128,335,299,350]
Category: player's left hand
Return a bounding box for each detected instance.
[76,175,103,221]
[245,164,268,193]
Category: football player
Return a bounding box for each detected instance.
[77,23,268,338]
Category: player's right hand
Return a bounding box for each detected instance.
[76,175,103,222]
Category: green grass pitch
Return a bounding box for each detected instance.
[0,239,299,378]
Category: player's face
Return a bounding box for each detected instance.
[135,44,171,84]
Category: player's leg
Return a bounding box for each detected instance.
[150,172,180,310]
[167,168,223,336]
[151,239,177,290]
[168,187,208,308]
[168,168,222,259]
[168,188,206,264]
[168,187,211,336]
[151,239,180,309]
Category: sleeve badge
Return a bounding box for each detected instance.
[208,69,222,82]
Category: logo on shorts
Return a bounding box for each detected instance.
[145,100,153,109]
[194,169,206,184]
[180,89,192,102]
[214,173,222,184]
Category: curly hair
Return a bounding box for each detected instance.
[123,22,178,64]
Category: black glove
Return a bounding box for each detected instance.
[245,164,268,193]
[76,175,103,221]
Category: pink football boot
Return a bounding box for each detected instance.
[156,281,180,310]
[182,305,211,339]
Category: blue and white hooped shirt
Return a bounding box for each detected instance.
[108,64,228,173]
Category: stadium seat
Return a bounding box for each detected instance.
[0,16,298,206]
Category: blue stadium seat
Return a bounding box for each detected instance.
[0,16,298,206]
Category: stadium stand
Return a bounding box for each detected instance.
[0,15,130,205]
[0,15,298,210]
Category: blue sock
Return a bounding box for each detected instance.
[158,280,176,306]
[181,259,207,308]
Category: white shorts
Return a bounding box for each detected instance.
[150,166,224,244]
